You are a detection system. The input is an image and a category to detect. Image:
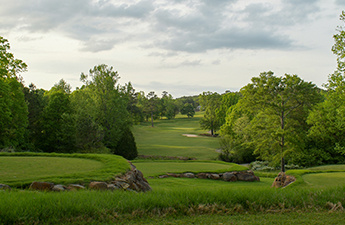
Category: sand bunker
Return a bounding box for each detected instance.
[182,134,199,138]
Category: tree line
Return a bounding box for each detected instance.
[0,36,199,159]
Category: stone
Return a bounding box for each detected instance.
[236,171,259,182]
[67,184,85,190]
[159,175,169,178]
[182,173,195,178]
[167,173,181,178]
[89,181,108,190]
[29,181,54,191]
[107,184,119,191]
[197,173,208,179]
[209,174,220,180]
[271,172,295,188]
[0,184,11,191]
[223,172,237,182]
[52,184,67,192]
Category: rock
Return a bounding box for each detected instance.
[0,184,11,191]
[167,173,181,178]
[67,184,85,190]
[52,184,67,192]
[223,172,237,182]
[107,184,119,191]
[29,181,54,191]
[89,181,108,190]
[235,171,259,182]
[272,172,295,188]
[209,174,220,180]
[197,173,208,179]
[159,175,169,178]
[182,173,195,178]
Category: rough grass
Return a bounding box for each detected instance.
[133,112,220,160]
[0,152,130,187]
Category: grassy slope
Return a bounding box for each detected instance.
[133,112,220,160]
[0,152,130,187]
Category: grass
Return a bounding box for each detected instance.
[1,184,345,224]
[133,112,220,160]
[132,160,247,177]
[0,152,130,187]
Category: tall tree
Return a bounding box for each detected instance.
[224,72,322,171]
[0,36,28,149]
[199,92,221,136]
[307,11,345,163]
[80,64,133,158]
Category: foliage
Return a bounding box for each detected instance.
[199,92,222,136]
[113,127,138,160]
[79,64,132,154]
[0,36,28,150]
[307,11,345,164]
[180,103,195,118]
[221,72,322,170]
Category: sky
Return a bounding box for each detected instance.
[1,0,345,97]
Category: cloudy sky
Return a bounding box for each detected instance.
[1,0,345,97]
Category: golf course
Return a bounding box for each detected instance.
[1,112,345,224]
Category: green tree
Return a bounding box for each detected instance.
[38,85,75,153]
[0,36,28,149]
[24,84,47,150]
[307,11,345,163]
[144,91,160,127]
[180,103,195,118]
[80,64,132,155]
[199,92,221,136]
[223,72,322,171]
[160,91,178,119]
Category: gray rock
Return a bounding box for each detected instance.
[223,172,237,182]
[89,181,108,190]
[183,173,195,178]
[52,184,67,192]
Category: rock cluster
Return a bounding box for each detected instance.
[271,172,296,188]
[4,161,151,192]
[159,170,260,182]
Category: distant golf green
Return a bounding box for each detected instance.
[133,112,220,160]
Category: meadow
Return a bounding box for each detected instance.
[1,113,345,224]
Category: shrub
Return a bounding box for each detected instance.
[112,128,138,160]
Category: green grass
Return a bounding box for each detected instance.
[132,160,247,177]
[133,112,220,160]
[0,152,130,187]
[1,184,345,224]
[303,172,345,187]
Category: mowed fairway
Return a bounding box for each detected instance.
[0,156,103,183]
[132,112,220,160]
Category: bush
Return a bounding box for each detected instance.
[112,128,138,160]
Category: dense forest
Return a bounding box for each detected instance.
[2,12,345,167]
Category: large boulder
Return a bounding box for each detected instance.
[112,162,151,192]
[29,182,54,191]
[235,171,260,182]
[271,172,296,188]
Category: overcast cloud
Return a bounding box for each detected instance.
[0,0,344,96]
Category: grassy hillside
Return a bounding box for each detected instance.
[0,152,130,187]
[132,112,220,160]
